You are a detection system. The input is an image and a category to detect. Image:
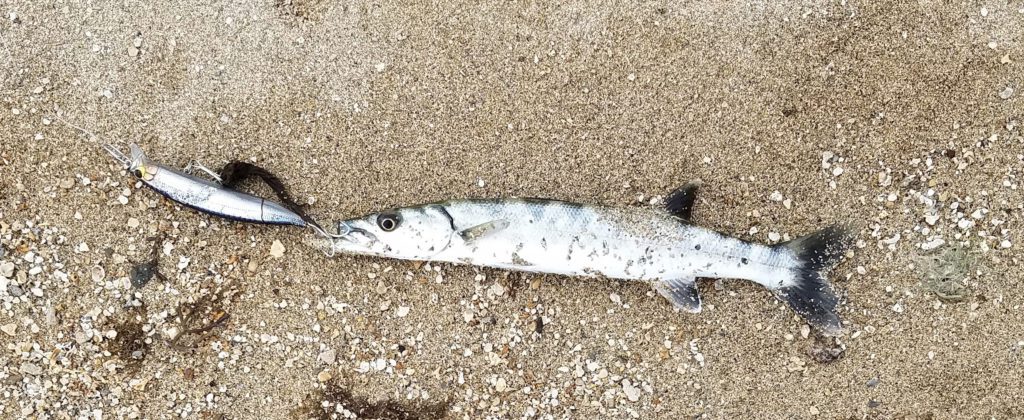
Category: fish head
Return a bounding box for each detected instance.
[330,204,456,260]
[127,143,157,181]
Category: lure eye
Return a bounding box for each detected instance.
[376,213,400,232]
[131,168,143,178]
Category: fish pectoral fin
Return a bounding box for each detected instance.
[653,277,702,313]
[664,180,701,221]
[457,219,510,243]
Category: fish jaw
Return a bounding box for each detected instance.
[327,219,385,257]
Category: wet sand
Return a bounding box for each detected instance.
[1,1,1022,418]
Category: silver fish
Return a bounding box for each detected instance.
[324,182,854,335]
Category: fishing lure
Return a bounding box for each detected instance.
[103,143,335,239]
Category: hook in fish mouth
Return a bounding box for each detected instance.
[334,222,378,247]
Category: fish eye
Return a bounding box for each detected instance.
[376,213,401,232]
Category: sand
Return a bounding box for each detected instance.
[1,1,1022,418]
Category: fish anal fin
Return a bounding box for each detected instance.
[665,180,701,221]
[654,277,702,313]
[458,219,510,243]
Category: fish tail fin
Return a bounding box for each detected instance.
[773,224,856,336]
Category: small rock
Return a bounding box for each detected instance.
[269,240,285,258]
[128,46,139,57]
[395,306,410,317]
[20,362,42,376]
[866,377,880,388]
[0,261,14,278]
[489,283,505,297]
[7,284,24,297]
[318,349,337,365]
[127,218,140,228]
[91,265,105,282]
[999,86,1015,100]
[494,377,508,392]
[1,323,16,336]
[318,370,333,382]
[622,379,641,402]
[769,191,784,202]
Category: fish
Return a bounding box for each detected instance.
[322,181,854,335]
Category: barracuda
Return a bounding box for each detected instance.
[324,182,854,335]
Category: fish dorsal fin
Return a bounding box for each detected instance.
[653,277,702,313]
[664,180,701,221]
[458,219,509,243]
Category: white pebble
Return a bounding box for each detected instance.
[999,86,1014,100]
[269,240,286,258]
[622,379,641,402]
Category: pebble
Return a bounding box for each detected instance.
[91,265,105,282]
[127,218,140,228]
[396,306,410,317]
[622,379,641,402]
[495,377,508,392]
[269,240,285,258]
[1,323,16,336]
[128,46,139,57]
[489,283,505,297]
[769,191,784,202]
[318,349,337,365]
[318,370,333,382]
[20,363,43,376]
[0,261,14,278]
[999,86,1015,100]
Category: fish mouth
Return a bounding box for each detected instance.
[331,221,381,254]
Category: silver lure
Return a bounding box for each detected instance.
[324,185,854,335]
[103,143,307,227]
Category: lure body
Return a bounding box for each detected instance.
[104,144,306,227]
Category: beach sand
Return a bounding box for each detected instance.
[1,1,1022,418]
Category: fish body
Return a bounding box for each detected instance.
[326,183,853,335]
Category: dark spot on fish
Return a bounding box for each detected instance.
[694,244,701,251]
[741,258,749,265]
[511,252,532,266]
[428,246,435,252]
[540,238,548,250]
